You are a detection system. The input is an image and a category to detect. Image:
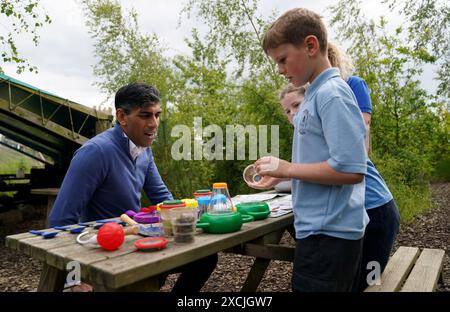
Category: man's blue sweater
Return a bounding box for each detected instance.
[48,125,173,227]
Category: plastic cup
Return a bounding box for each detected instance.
[243,164,262,184]
[196,196,211,219]
[170,207,197,243]
[159,200,186,237]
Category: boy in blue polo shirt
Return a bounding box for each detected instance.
[250,8,369,292]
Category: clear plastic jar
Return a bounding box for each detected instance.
[159,200,186,237]
[196,196,211,219]
[208,182,235,215]
[170,207,197,243]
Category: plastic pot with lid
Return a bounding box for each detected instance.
[196,212,253,234]
[235,201,270,220]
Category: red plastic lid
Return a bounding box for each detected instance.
[140,205,157,213]
[134,237,168,250]
[159,202,186,209]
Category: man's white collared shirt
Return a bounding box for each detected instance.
[123,133,146,161]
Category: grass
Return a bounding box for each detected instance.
[0,145,44,197]
[0,145,43,175]
[388,182,432,224]
[431,157,450,182]
[370,152,435,225]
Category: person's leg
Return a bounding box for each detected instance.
[292,234,363,292]
[171,253,218,293]
[357,199,400,291]
[381,199,400,269]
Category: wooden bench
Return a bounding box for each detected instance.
[365,246,445,292]
[30,188,59,223]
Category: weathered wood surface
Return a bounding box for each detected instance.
[30,188,59,196]
[6,211,294,291]
[365,246,445,292]
[400,248,445,292]
[365,246,420,292]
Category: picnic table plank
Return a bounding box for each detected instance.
[365,246,420,292]
[5,193,294,292]
[401,248,445,292]
[46,234,142,274]
[15,232,81,261]
[88,214,293,289]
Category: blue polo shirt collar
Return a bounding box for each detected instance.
[305,67,341,101]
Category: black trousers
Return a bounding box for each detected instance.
[356,199,400,291]
[292,234,363,292]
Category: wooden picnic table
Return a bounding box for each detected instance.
[5,196,294,292]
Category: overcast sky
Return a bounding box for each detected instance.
[1,0,437,110]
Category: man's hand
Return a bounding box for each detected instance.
[254,156,292,178]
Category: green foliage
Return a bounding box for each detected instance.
[180,0,278,81]
[0,0,51,73]
[81,0,175,98]
[171,0,289,196]
[82,0,447,223]
[384,0,450,99]
[370,152,431,223]
[432,157,450,182]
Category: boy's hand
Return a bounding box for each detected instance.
[246,176,283,190]
[254,156,291,178]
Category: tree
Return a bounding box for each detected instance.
[178,0,294,194]
[180,0,278,81]
[81,0,174,98]
[81,0,299,196]
[81,0,185,196]
[0,0,51,73]
[385,0,450,100]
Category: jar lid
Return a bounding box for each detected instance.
[197,196,211,205]
[212,182,228,189]
[162,199,183,205]
[160,202,186,209]
[194,189,212,194]
[133,212,160,224]
[182,198,198,208]
[140,205,157,213]
[134,237,168,250]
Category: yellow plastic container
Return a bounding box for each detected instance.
[182,198,198,209]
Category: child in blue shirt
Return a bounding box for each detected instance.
[250,8,369,292]
[328,42,400,291]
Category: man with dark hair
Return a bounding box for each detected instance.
[49,83,217,292]
[49,83,171,225]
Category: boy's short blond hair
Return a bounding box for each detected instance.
[262,8,328,54]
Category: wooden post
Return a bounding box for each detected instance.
[241,229,286,291]
[37,263,66,292]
